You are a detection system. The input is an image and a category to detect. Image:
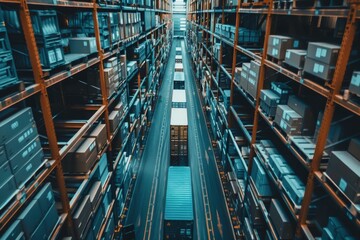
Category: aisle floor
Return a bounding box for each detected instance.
[126,39,234,240]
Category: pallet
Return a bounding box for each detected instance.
[288,135,329,165]
[322,172,360,221]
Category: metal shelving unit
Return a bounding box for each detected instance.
[188,0,360,239]
[0,0,172,238]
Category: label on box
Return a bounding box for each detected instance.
[352,73,360,86]
[285,51,291,59]
[339,178,347,192]
[315,48,322,58]
[321,49,327,57]
[318,64,324,73]
[313,63,319,73]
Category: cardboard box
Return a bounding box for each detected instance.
[240,63,250,91]
[69,37,97,54]
[1,220,23,240]
[283,175,305,205]
[86,124,107,152]
[269,199,294,239]
[62,138,98,173]
[268,154,294,180]
[0,176,17,208]
[326,151,360,203]
[0,108,34,145]
[0,161,12,184]
[270,82,292,100]
[285,49,307,69]
[251,157,273,197]
[246,186,264,225]
[260,89,280,107]
[267,35,294,60]
[348,137,360,160]
[9,137,43,175]
[73,195,92,239]
[18,200,43,238]
[33,183,55,216]
[92,204,105,236]
[43,202,59,235]
[89,181,102,211]
[349,71,360,96]
[109,110,120,133]
[304,57,335,81]
[287,96,315,135]
[306,42,340,65]
[5,122,38,160]
[14,148,44,188]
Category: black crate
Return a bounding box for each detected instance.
[12,36,64,69]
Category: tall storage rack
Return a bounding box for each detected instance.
[187,0,360,239]
[0,0,171,239]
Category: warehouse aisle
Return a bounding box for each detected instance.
[125,44,173,239]
[181,39,235,240]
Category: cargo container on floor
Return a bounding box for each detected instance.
[174,72,185,89]
[175,63,183,72]
[175,55,182,63]
[170,108,188,166]
[176,47,182,55]
[164,166,193,240]
[172,90,187,108]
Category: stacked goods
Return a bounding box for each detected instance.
[143,11,156,31]
[0,8,19,89]
[4,10,65,69]
[170,108,188,166]
[127,61,138,76]
[109,12,121,45]
[103,57,121,97]
[130,39,152,63]
[322,217,356,239]
[259,82,292,118]
[0,108,45,208]
[274,105,303,135]
[215,24,261,45]
[250,157,273,197]
[325,138,360,204]
[267,35,294,61]
[269,199,294,239]
[122,12,142,38]
[274,96,315,136]
[68,12,110,50]
[304,42,340,81]
[2,183,59,239]
[285,49,307,69]
[62,137,98,174]
[247,60,261,99]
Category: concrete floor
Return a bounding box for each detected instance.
[126,39,234,240]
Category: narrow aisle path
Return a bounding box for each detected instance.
[126,42,175,240]
[182,40,235,240]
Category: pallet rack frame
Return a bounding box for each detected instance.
[187,0,360,239]
[0,0,172,238]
